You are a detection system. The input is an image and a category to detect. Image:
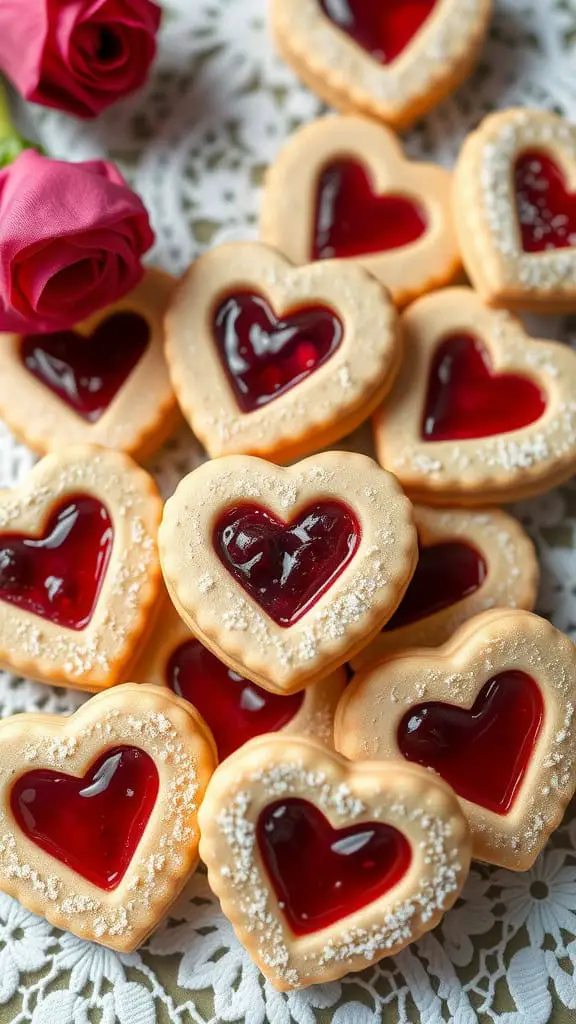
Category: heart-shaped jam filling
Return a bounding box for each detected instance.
[313,160,427,260]
[515,150,576,254]
[422,333,547,441]
[385,542,487,631]
[20,312,150,422]
[11,746,159,890]
[0,496,113,630]
[319,0,438,64]
[167,640,304,759]
[257,797,412,935]
[397,671,544,814]
[214,292,343,413]
[214,501,360,627]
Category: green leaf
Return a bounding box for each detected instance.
[0,136,44,169]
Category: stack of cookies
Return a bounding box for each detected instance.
[0,0,575,994]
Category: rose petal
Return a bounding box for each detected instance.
[0,150,152,332]
[0,0,161,118]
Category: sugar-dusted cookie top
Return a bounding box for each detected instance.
[159,451,417,693]
[0,446,163,690]
[375,287,576,504]
[200,734,471,989]
[261,116,461,307]
[351,504,539,669]
[337,609,576,870]
[270,0,492,130]
[166,242,400,462]
[454,108,576,311]
[0,684,217,950]
[0,270,180,461]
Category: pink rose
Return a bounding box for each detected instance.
[0,149,154,333]
[0,0,162,119]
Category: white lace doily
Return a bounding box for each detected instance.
[2,1,576,1021]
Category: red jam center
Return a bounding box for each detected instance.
[0,496,113,630]
[214,501,360,627]
[423,333,547,441]
[398,672,544,815]
[257,798,412,935]
[20,312,150,422]
[167,640,304,759]
[385,542,487,631]
[320,0,438,64]
[515,150,576,254]
[313,160,427,261]
[213,292,343,413]
[11,746,159,890]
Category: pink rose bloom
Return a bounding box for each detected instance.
[0,0,161,119]
[0,149,154,333]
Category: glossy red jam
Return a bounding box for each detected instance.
[21,312,150,422]
[385,542,487,631]
[257,798,412,935]
[398,671,544,814]
[214,501,360,627]
[167,640,304,759]
[313,160,427,261]
[11,746,159,890]
[515,150,576,253]
[213,292,343,412]
[423,333,546,441]
[0,496,113,630]
[320,0,438,63]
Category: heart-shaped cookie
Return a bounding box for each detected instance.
[270,0,492,130]
[351,504,539,670]
[199,734,471,989]
[374,287,576,504]
[159,452,417,694]
[0,270,181,461]
[0,684,216,950]
[0,446,162,690]
[454,109,576,312]
[336,609,576,870]
[165,243,400,462]
[260,115,461,307]
[131,598,347,757]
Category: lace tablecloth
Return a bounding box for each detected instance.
[2,1,576,1021]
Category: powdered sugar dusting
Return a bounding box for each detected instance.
[356,612,576,862]
[211,758,466,987]
[279,0,487,115]
[479,110,576,293]
[391,310,576,492]
[0,449,161,687]
[0,693,209,947]
[176,253,399,459]
[162,454,416,688]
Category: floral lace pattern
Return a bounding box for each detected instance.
[1,0,576,1020]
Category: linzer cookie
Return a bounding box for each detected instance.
[0,684,216,950]
[132,600,347,757]
[270,0,492,130]
[454,109,576,311]
[199,735,471,989]
[0,271,180,461]
[260,115,460,307]
[374,287,576,505]
[159,452,417,694]
[351,505,539,670]
[165,243,401,462]
[336,610,576,870]
[0,446,162,690]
